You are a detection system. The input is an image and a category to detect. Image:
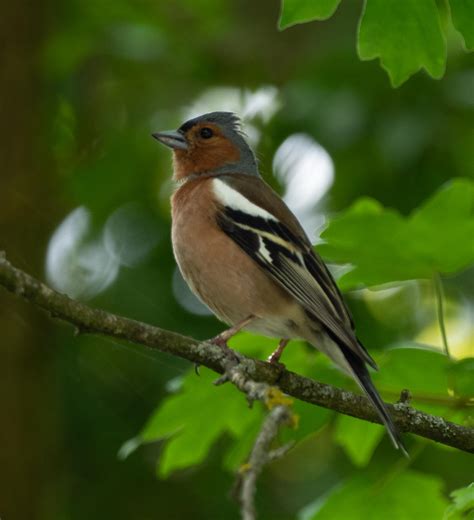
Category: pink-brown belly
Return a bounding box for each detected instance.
[171,179,299,338]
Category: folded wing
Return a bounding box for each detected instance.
[212,175,377,370]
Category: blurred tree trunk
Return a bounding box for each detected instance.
[0,1,59,518]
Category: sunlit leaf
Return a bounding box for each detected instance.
[408,179,474,274]
[279,0,342,30]
[311,470,448,519]
[449,0,474,50]
[140,368,259,477]
[317,179,474,290]
[318,197,426,289]
[134,332,336,477]
[358,0,446,87]
[444,482,474,519]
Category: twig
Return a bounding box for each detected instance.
[218,362,295,520]
[238,405,293,520]
[0,252,473,453]
[433,272,451,359]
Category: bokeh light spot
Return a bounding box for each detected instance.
[46,207,119,300]
[273,133,335,241]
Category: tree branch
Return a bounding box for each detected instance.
[0,252,473,453]
[237,405,293,520]
[218,363,295,520]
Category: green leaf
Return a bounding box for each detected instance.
[223,418,264,472]
[374,345,452,415]
[311,470,448,519]
[444,482,474,519]
[131,332,335,477]
[139,368,259,477]
[408,179,474,274]
[358,0,446,87]
[223,401,331,472]
[279,0,342,29]
[318,197,426,289]
[447,358,474,398]
[283,400,333,443]
[317,179,474,290]
[371,345,472,428]
[449,0,474,50]
[376,346,449,395]
[334,414,384,467]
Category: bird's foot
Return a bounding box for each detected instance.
[208,332,243,366]
[207,315,255,351]
[267,339,289,366]
[208,333,230,350]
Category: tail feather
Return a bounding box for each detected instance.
[341,345,408,457]
[304,323,408,456]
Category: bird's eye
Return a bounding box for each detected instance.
[199,127,214,139]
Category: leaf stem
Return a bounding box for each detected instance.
[433,273,450,359]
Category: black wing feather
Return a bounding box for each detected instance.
[216,205,377,369]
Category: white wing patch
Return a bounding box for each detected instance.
[258,236,273,263]
[212,178,277,221]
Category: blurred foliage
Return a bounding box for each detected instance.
[307,470,448,519]
[280,0,473,86]
[1,0,473,519]
[444,482,474,519]
[317,178,474,289]
[449,0,474,50]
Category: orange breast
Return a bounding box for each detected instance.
[170,177,294,327]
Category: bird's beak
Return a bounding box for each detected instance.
[152,130,188,150]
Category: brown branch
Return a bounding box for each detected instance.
[0,252,473,453]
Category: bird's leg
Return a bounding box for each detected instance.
[208,315,255,349]
[268,339,289,365]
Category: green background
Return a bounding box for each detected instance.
[0,0,472,519]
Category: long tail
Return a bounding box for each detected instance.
[340,344,408,457]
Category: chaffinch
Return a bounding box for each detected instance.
[153,111,407,455]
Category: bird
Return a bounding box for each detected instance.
[152,111,407,456]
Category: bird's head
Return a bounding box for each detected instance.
[153,112,258,181]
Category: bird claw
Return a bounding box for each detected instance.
[213,373,229,386]
[267,353,286,368]
[268,359,286,373]
[207,334,242,369]
[267,339,289,366]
